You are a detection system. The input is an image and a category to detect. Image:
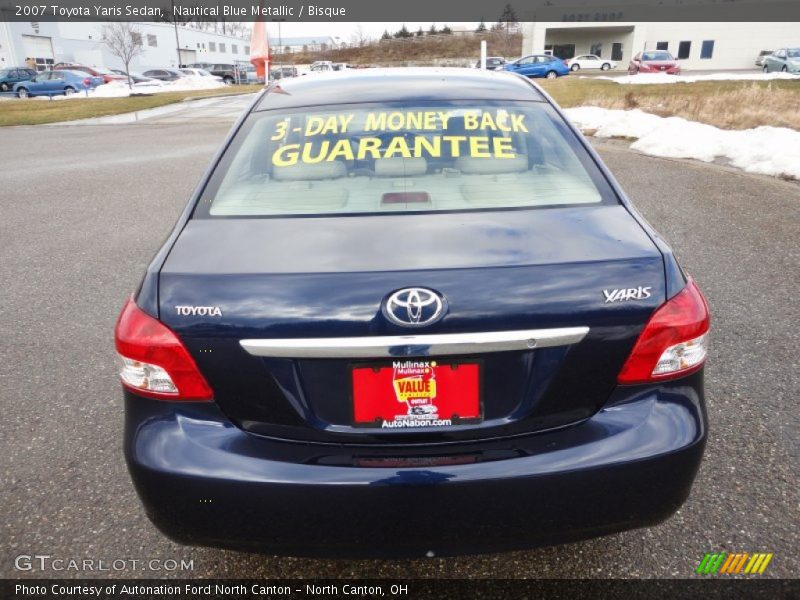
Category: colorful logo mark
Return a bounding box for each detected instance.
[697,552,773,575]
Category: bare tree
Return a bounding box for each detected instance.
[351,24,369,47]
[102,22,145,89]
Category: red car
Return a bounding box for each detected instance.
[54,64,125,84]
[628,50,681,75]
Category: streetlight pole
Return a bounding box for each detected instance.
[272,19,285,78]
[171,0,181,67]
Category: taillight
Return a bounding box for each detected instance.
[114,298,213,401]
[618,279,710,384]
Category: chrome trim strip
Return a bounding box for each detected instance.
[240,327,589,358]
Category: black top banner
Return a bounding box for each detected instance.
[1,0,799,22]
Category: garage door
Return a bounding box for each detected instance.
[179,49,196,66]
[21,35,54,71]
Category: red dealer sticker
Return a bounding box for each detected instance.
[351,360,481,429]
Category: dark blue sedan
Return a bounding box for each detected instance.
[116,68,709,557]
[14,69,103,98]
[0,67,37,92]
[504,54,571,78]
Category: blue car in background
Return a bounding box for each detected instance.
[505,54,571,79]
[116,68,709,557]
[13,69,104,98]
[0,67,38,92]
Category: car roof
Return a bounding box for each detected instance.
[254,68,546,112]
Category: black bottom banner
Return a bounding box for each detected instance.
[3,579,798,600]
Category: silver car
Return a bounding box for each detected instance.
[762,48,800,73]
[755,50,773,66]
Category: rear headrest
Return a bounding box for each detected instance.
[456,156,529,175]
[374,157,427,177]
[272,161,346,181]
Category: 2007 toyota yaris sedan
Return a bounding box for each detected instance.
[117,68,709,557]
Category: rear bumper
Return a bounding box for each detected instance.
[124,373,707,558]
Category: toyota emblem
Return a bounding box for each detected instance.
[383,288,446,327]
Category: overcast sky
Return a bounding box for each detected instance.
[263,22,482,44]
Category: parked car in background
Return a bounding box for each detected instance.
[755,50,774,67]
[309,61,334,74]
[762,48,800,73]
[142,68,185,82]
[187,63,242,84]
[628,51,681,75]
[474,56,506,70]
[0,67,37,92]
[271,66,298,80]
[110,69,157,84]
[504,54,570,79]
[566,55,616,72]
[14,69,103,98]
[54,63,126,84]
[240,64,264,84]
[179,68,224,82]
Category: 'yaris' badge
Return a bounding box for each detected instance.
[383,288,445,327]
[603,287,652,303]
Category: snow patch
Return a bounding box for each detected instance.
[565,107,800,180]
[49,76,230,99]
[591,72,799,85]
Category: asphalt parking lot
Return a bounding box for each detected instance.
[1,98,798,579]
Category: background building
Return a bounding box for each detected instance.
[0,21,251,71]
[272,36,341,54]
[522,22,799,69]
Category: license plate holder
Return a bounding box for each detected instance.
[351,359,482,429]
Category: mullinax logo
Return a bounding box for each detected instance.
[696,552,773,575]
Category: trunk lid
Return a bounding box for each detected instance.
[159,205,665,444]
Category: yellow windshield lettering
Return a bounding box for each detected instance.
[305,114,355,136]
[384,136,412,158]
[387,112,406,131]
[469,137,491,158]
[272,144,299,167]
[301,141,330,164]
[327,139,354,162]
[414,136,441,158]
[356,137,382,159]
[442,135,466,157]
[365,112,386,131]
[493,137,516,158]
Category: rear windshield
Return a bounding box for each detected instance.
[642,51,673,61]
[197,101,616,217]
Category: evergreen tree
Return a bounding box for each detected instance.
[476,20,487,33]
[394,24,412,39]
[380,30,392,41]
[440,24,452,35]
[427,24,438,35]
